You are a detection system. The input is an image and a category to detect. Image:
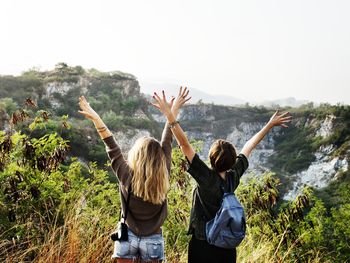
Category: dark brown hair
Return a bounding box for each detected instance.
[209,139,237,172]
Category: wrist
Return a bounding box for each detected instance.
[171,105,179,112]
[164,109,174,119]
[166,114,176,124]
[168,120,180,129]
[96,126,108,132]
[172,109,179,119]
[93,117,104,127]
[266,121,274,129]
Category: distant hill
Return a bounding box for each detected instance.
[254,97,310,108]
[140,82,245,105]
[140,81,310,107]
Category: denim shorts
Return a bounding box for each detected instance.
[111,229,165,261]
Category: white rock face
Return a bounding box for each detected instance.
[119,79,140,97]
[43,81,78,108]
[45,82,76,97]
[284,146,348,200]
[186,131,216,159]
[133,109,148,119]
[42,77,140,109]
[151,113,166,123]
[284,114,348,200]
[151,109,279,173]
[113,129,151,155]
[179,105,215,121]
[183,122,277,173]
[316,115,336,138]
[0,110,10,131]
[226,122,277,171]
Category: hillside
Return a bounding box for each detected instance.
[1,64,349,199]
[151,103,350,200]
[0,64,161,173]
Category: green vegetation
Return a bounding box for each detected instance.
[269,125,316,174]
[0,129,120,262]
[1,115,349,262]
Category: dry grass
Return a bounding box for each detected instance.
[1,210,329,263]
[1,205,113,263]
[237,234,331,263]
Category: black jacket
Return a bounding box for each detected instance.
[187,153,249,240]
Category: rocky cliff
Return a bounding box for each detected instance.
[152,104,349,199]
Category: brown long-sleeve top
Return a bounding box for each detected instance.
[103,123,172,236]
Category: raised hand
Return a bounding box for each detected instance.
[151,88,196,162]
[268,110,292,128]
[240,110,292,158]
[78,96,101,121]
[172,86,191,117]
[151,90,174,117]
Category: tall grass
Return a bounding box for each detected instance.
[1,205,329,263]
[237,234,330,263]
[1,202,114,263]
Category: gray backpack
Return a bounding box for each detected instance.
[198,177,246,249]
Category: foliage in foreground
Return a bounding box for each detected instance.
[0,129,120,262]
[0,121,349,262]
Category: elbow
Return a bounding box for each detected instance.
[241,144,254,158]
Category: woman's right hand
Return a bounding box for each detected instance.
[268,110,292,128]
[78,96,101,122]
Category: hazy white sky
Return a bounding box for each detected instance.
[1,0,349,104]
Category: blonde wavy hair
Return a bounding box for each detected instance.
[128,137,170,205]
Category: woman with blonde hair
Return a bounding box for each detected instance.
[78,89,190,263]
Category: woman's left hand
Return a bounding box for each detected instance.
[78,96,101,121]
[171,86,191,117]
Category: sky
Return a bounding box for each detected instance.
[1,0,349,104]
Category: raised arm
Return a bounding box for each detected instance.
[159,89,191,171]
[152,87,196,163]
[171,87,191,120]
[78,96,112,139]
[78,96,130,183]
[240,110,292,158]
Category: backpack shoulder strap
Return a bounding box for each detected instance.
[196,188,212,220]
[227,173,234,193]
[197,174,235,220]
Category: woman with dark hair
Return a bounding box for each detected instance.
[78,89,190,263]
[152,87,292,263]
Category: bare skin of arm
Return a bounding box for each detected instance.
[240,110,292,158]
[159,88,192,171]
[78,96,112,139]
[151,87,196,163]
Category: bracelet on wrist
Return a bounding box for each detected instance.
[168,120,179,129]
[97,126,107,132]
